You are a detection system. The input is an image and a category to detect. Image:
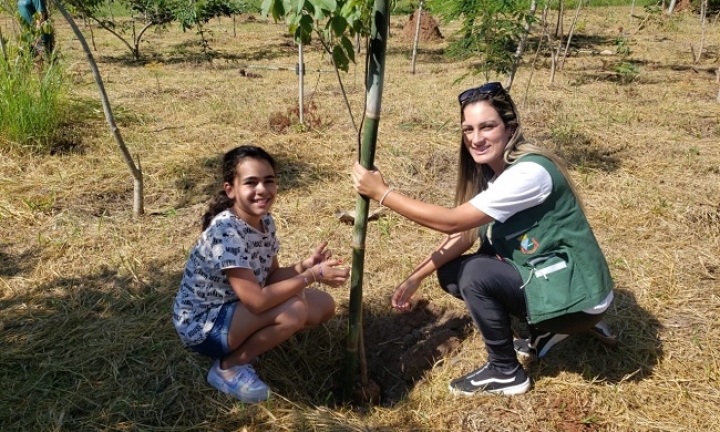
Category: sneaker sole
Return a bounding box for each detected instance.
[513,339,536,359]
[536,333,569,358]
[586,325,619,348]
[449,377,532,396]
[207,373,271,403]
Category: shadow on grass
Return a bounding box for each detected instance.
[524,287,663,385]
[0,244,38,277]
[0,251,437,430]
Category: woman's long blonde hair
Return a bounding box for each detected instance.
[454,87,583,243]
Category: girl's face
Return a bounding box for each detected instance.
[224,158,277,229]
[461,100,515,175]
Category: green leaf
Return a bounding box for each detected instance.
[297,14,314,44]
[329,15,348,37]
[332,44,349,72]
[309,0,337,12]
[340,35,355,63]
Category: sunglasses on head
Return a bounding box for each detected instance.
[457,82,506,105]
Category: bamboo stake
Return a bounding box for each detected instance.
[343,0,389,403]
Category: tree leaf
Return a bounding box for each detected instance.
[341,35,355,63]
[332,44,349,72]
[329,15,348,37]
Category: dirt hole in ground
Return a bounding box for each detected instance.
[360,299,474,405]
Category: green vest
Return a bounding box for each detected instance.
[488,154,614,324]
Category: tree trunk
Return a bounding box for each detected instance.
[342,0,389,403]
[560,0,583,70]
[0,26,7,62]
[555,0,564,39]
[411,0,424,74]
[695,0,707,63]
[523,2,551,107]
[505,0,537,91]
[51,0,145,217]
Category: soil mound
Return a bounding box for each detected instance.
[401,11,444,43]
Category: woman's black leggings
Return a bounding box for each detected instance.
[437,243,603,371]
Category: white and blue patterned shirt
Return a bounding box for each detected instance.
[172,210,280,346]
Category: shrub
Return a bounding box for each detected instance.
[0,43,67,152]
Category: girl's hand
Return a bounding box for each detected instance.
[391,278,422,311]
[311,260,350,288]
[352,162,389,202]
[301,241,332,271]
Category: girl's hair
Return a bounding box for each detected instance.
[201,145,277,230]
[455,86,582,242]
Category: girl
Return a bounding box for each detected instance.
[352,83,614,396]
[173,145,350,403]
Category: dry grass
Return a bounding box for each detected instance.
[1,6,720,431]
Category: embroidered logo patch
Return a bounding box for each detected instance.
[518,234,539,254]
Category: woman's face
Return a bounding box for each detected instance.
[461,100,515,174]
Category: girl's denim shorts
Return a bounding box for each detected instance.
[189,301,237,359]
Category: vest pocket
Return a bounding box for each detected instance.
[522,252,587,322]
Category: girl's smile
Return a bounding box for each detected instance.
[224,158,277,230]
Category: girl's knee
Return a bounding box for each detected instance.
[278,296,309,332]
[310,291,336,324]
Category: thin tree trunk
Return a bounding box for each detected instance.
[523,2,550,108]
[343,0,389,403]
[667,0,677,14]
[51,0,144,217]
[317,37,358,133]
[560,0,583,70]
[555,0,564,39]
[0,26,7,62]
[505,0,537,91]
[695,0,707,64]
[410,0,424,74]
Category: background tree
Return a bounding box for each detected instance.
[64,0,247,60]
[427,0,535,82]
[52,0,145,217]
[64,0,175,60]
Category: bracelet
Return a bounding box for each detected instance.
[302,275,310,287]
[318,265,324,278]
[379,187,394,206]
[309,268,318,284]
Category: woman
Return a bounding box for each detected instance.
[17,0,54,55]
[352,82,614,396]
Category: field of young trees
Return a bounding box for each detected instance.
[1,1,719,431]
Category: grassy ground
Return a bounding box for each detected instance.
[1,5,719,431]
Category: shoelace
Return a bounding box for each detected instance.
[237,365,259,384]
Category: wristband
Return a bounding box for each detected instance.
[379,187,394,206]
